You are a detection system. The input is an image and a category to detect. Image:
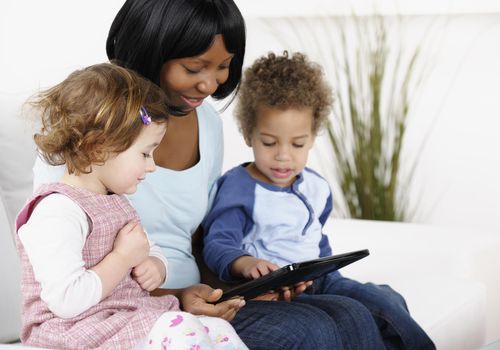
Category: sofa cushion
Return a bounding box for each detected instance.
[0,193,21,343]
[0,93,37,237]
[328,218,490,349]
[383,275,486,350]
[0,92,35,343]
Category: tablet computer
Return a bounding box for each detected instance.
[219,249,369,302]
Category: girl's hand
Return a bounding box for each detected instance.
[132,256,166,291]
[92,221,150,300]
[180,284,245,321]
[113,221,149,268]
[231,256,279,280]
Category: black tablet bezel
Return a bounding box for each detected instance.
[219,249,369,302]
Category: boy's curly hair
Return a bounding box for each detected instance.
[31,63,169,175]
[235,51,333,140]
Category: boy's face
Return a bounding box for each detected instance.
[246,105,315,187]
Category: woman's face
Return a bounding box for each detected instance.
[159,35,233,112]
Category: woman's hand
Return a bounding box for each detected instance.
[179,284,245,321]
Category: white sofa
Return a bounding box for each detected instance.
[3,1,500,347]
[1,91,500,350]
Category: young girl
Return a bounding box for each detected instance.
[16,63,247,350]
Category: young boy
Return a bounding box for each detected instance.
[203,51,435,349]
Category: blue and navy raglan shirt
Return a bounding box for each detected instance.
[202,163,333,282]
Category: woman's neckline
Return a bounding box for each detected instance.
[154,106,201,171]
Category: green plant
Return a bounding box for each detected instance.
[329,15,428,221]
[263,14,435,221]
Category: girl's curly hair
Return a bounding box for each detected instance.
[235,51,333,140]
[31,63,169,174]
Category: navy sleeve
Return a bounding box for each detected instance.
[318,191,333,225]
[318,190,333,257]
[203,207,252,281]
[202,168,254,282]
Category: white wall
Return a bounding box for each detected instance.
[229,0,500,233]
[1,0,500,233]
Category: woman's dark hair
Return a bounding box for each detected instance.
[106,0,246,101]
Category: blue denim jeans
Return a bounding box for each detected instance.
[307,271,436,350]
[231,293,386,349]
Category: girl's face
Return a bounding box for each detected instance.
[94,122,167,195]
[159,35,233,112]
[246,105,315,187]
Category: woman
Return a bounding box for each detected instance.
[34,0,386,349]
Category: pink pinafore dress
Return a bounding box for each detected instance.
[15,183,179,349]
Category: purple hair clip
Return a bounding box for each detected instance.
[139,106,152,125]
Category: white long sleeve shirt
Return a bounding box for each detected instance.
[17,193,168,319]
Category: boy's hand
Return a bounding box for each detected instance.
[250,280,313,302]
[231,256,314,302]
[132,256,166,291]
[231,256,279,280]
[277,280,314,301]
